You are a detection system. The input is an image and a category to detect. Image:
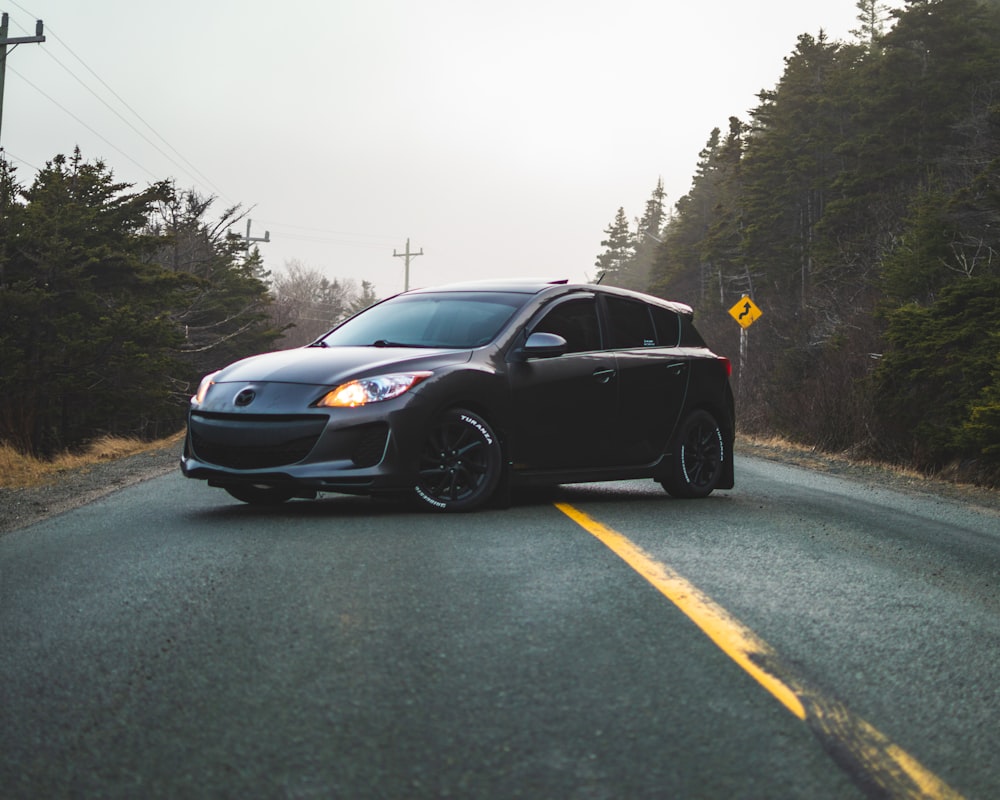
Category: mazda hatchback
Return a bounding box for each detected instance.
[182,279,735,510]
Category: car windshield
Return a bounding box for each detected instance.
[318,291,529,349]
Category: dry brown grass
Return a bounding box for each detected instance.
[737,432,1000,494]
[0,431,184,490]
[739,432,926,478]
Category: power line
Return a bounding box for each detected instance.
[0,4,391,269]
[31,26,227,197]
[256,220,401,248]
[1,146,39,172]
[7,63,161,181]
[3,2,229,201]
[37,22,229,198]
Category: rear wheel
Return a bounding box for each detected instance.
[661,409,726,499]
[224,484,295,505]
[414,408,502,512]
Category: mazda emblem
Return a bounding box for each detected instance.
[234,388,256,407]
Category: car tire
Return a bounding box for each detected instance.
[661,409,726,499]
[224,485,295,505]
[414,408,502,512]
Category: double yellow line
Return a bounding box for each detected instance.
[555,503,964,800]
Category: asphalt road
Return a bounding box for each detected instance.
[1,457,998,799]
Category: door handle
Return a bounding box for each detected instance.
[592,368,616,384]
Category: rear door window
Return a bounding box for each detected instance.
[604,296,656,349]
[649,306,681,347]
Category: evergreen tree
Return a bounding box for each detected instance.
[626,178,667,292]
[347,279,380,316]
[0,149,181,454]
[743,32,858,314]
[880,182,961,304]
[699,117,750,305]
[824,0,1000,265]
[851,0,892,47]
[654,123,744,309]
[628,0,1000,475]
[650,128,725,304]
[962,352,1000,479]
[593,207,634,284]
[146,189,282,388]
[0,157,284,455]
[649,125,746,384]
[874,276,1000,468]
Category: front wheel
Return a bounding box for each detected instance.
[414,409,502,512]
[660,410,726,499]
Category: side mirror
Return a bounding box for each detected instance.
[522,331,567,358]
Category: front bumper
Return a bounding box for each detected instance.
[181,399,430,496]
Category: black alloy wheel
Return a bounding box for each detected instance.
[661,409,726,499]
[415,408,502,511]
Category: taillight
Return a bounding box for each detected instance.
[720,356,732,376]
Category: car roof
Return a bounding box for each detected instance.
[403,278,694,315]
[404,278,570,295]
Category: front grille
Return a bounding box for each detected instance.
[190,413,327,470]
[192,432,320,469]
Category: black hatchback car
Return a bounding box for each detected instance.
[182,279,735,510]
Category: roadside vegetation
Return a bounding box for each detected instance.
[0,433,182,490]
[0,152,376,461]
[594,0,1000,487]
[3,0,1000,488]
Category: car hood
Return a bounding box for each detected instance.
[213,346,473,386]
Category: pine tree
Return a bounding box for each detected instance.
[851,0,891,47]
[347,280,379,315]
[147,189,282,385]
[0,149,180,454]
[650,128,725,304]
[743,32,856,314]
[699,117,750,306]
[593,207,634,284]
[624,178,667,292]
[875,276,1000,467]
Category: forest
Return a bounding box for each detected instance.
[595,0,1000,486]
[0,151,374,457]
[2,0,999,487]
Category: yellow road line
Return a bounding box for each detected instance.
[555,502,964,800]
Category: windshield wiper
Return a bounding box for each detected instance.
[372,339,423,347]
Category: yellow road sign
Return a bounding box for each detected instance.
[729,296,762,329]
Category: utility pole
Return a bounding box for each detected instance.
[242,218,270,250]
[0,13,46,146]
[393,238,423,291]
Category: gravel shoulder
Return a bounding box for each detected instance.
[1,437,997,536]
[0,439,183,535]
[734,439,1000,516]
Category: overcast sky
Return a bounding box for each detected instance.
[3,0,875,299]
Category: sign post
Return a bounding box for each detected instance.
[727,296,762,394]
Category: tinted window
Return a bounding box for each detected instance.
[320,292,526,348]
[650,306,680,347]
[531,297,601,353]
[680,317,707,347]
[605,296,656,349]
